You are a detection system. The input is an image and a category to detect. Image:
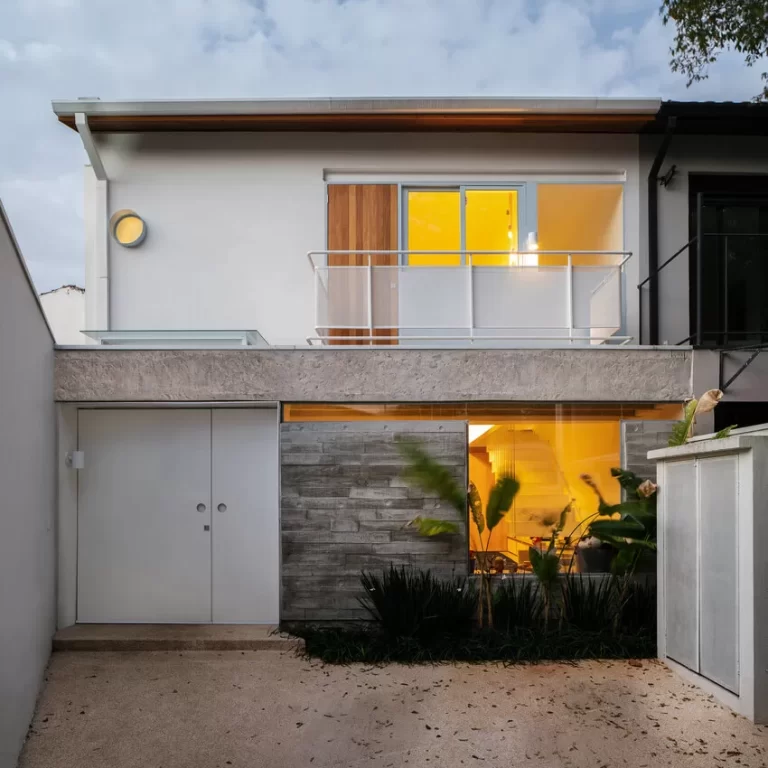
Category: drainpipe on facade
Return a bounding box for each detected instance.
[647,116,677,345]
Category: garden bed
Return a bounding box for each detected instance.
[293,566,656,664]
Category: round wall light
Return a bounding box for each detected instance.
[110,209,147,248]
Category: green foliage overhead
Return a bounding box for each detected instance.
[485,476,520,532]
[661,0,768,100]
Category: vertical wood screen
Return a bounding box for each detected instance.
[326,184,398,345]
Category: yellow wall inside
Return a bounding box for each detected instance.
[407,191,461,266]
[467,419,622,559]
[528,420,621,525]
[537,184,623,266]
[407,189,519,267]
[465,190,518,265]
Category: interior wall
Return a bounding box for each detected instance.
[467,419,622,559]
[537,184,624,265]
[0,205,56,768]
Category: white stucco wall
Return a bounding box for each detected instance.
[40,285,87,345]
[0,206,56,768]
[91,132,641,346]
[640,135,768,347]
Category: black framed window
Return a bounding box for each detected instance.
[689,175,768,346]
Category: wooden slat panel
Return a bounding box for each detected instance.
[327,185,398,345]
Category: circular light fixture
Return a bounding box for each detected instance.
[110,209,147,248]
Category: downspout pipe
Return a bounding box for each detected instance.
[75,113,107,181]
[647,116,676,345]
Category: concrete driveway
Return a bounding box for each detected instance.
[20,651,767,768]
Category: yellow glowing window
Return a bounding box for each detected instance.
[465,190,520,266]
[406,190,461,266]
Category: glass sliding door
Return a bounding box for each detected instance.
[406,190,461,266]
[465,189,526,266]
[404,186,525,264]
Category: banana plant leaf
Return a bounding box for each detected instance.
[485,476,520,532]
[529,546,560,588]
[469,483,484,535]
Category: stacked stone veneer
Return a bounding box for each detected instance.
[622,420,677,483]
[280,421,468,622]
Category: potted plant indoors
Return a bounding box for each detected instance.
[575,535,616,573]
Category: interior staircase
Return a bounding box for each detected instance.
[480,427,574,541]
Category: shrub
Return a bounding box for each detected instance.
[493,578,541,632]
[619,578,657,637]
[561,574,617,632]
[359,566,477,643]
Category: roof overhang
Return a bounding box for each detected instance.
[52,97,661,133]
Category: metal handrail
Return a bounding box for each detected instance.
[310,249,631,347]
[637,237,696,345]
[307,249,632,268]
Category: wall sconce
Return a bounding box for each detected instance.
[110,209,147,248]
[525,231,539,251]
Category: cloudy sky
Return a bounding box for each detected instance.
[1,0,764,293]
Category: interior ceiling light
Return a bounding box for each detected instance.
[110,209,147,248]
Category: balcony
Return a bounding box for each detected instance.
[308,251,631,346]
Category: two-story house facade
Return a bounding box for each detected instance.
[50,97,768,627]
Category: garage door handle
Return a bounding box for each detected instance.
[217,503,227,513]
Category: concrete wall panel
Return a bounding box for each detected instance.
[55,347,692,403]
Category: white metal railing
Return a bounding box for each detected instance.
[306,250,632,346]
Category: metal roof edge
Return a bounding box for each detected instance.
[51,96,662,118]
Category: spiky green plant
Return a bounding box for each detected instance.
[492,578,541,632]
[561,574,617,632]
[359,566,477,643]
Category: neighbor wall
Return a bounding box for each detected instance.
[0,205,56,768]
[640,135,768,347]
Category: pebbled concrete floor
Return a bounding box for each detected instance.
[19,651,768,768]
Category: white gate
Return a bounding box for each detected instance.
[651,432,768,724]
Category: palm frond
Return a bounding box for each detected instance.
[409,516,460,536]
[398,439,466,514]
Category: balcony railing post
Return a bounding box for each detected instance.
[314,263,320,342]
[367,253,374,346]
[467,252,474,343]
[567,253,574,343]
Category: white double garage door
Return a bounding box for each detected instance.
[77,408,279,624]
